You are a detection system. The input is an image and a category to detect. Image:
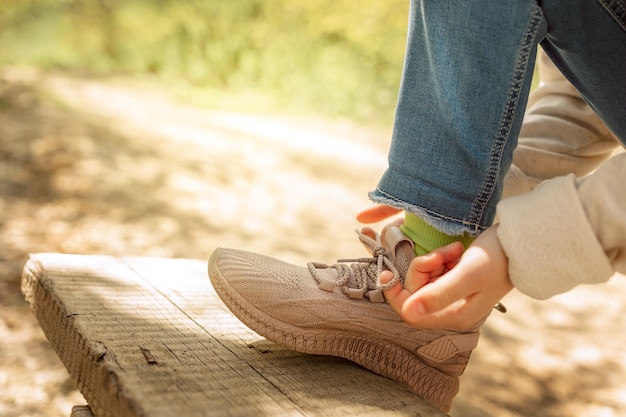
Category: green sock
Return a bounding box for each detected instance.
[400,212,475,256]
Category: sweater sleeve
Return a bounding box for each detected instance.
[501,51,620,199]
[496,153,626,299]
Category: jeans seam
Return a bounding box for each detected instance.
[596,0,626,33]
[467,6,544,229]
[372,187,485,231]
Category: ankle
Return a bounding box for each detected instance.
[400,213,474,256]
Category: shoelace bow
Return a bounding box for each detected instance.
[307,230,402,303]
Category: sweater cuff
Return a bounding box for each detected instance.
[496,175,614,300]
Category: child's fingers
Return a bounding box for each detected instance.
[360,226,376,240]
[429,241,464,264]
[380,270,410,316]
[404,252,442,293]
[400,294,486,330]
[403,242,464,293]
[356,205,402,224]
[403,267,478,323]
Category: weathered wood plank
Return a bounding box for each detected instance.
[22,253,448,417]
[70,405,95,417]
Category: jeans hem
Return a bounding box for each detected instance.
[368,188,486,237]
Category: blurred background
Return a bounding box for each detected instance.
[1,2,625,417]
[0,0,407,123]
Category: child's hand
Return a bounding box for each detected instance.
[356,204,402,224]
[382,226,513,330]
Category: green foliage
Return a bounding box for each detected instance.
[0,0,409,122]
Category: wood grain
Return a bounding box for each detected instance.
[70,405,95,417]
[22,253,448,417]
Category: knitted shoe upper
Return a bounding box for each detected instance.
[208,225,485,412]
[209,226,481,372]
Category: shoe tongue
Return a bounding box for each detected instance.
[381,226,416,279]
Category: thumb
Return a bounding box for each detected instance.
[402,264,475,321]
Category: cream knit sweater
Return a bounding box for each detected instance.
[498,51,624,300]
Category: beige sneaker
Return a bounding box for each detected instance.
[208,226,483,412]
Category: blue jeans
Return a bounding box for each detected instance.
[370,0,626,236]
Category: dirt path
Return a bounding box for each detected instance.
[1,67,624,417]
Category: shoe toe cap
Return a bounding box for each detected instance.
[209,247,325,299]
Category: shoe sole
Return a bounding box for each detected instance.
[208,249,457,411]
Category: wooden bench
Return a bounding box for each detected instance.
[22,253,449,417]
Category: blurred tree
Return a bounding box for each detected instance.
[0,0,408,121]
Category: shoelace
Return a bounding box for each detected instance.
[307,230,402,303]
[307,228,508,312]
